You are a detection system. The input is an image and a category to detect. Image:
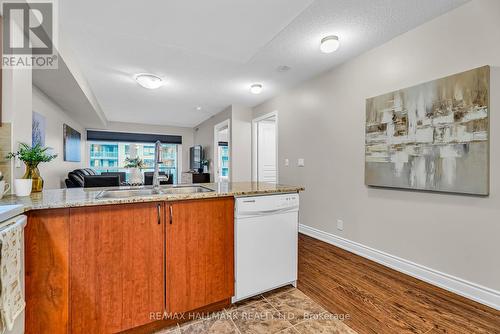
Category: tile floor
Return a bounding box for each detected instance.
[155,286,357,334]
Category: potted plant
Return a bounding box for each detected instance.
[124,157,144,184]
[6,143,58,192]
[201,159,210,174]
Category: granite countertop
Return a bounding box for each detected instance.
[0,182,304,212]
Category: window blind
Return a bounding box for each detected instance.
[87,130,182,144]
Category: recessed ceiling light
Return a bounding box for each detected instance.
[196,106,202,111]
[135,73,163,89]
[250,84,263,94]
[320,35,340,53]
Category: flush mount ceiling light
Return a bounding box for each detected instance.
[135,73,163,89]
[250,83,263,94]
[196,106,202,111]
[320,35,340,53]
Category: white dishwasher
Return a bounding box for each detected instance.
[234,193,299,302]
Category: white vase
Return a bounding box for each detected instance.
[129,168,143,184]
[14,179,32,197]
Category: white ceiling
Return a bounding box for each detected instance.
[59,0,468,128]
[33,55,107,128]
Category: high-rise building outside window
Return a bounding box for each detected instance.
[88,141,179,183]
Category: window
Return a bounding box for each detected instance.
[219,145,229,178]
[88,141,179,183]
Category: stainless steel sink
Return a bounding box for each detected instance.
[96,188,161,199]
[96,185,214,199]
[161,185,214,194]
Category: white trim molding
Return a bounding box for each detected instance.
[299,224,500,311]
[213,119,231,183]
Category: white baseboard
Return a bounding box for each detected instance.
[299,224,500,311]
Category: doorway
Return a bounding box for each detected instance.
[252,111,278,184]
[214,119,230,182]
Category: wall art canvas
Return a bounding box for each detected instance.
[32,111,46,147]
[365,66,489,195]
[63,124,81,162]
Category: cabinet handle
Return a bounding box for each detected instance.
[157,204,161,225]
[169,205,173,225]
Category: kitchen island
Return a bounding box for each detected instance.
[0,182,303,334]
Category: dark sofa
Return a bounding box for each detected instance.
[65,168,97,188]
[65,168,120,188]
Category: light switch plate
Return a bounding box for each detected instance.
[284,158,289,167]
[297,158,305,167]
[336,219,344,231]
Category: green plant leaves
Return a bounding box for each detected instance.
[6,143,58,164]
[124,157,145,169]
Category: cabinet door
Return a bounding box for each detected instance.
[166,197,234,313]
[25,209,70,334]
[70,203,165,333]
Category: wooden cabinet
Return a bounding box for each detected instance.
[166,197,234,313]
[69,203,165,333]
[25,209,70,334]
[25,198,234,333]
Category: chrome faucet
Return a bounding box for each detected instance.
[152,141,167,192]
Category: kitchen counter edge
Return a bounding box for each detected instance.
[0,182,305,213]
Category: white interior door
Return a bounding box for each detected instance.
[255,114,277,183]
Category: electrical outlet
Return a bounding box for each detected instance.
[336,219,344,231]
[15,157,21,168]
[284,158,289,167]
[297,158,305,167]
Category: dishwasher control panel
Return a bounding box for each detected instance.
[235,193,299,217]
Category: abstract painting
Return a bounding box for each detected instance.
[32,111,46,147]
[63,124,81,162]
[365,66,489,195]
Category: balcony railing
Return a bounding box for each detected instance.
[90,152,118,159]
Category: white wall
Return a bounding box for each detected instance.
[254,0,500,293]
[193,105,252,182]
[96,121,194,178]
[194,106,232,181]
[1,17,33,183]
[231,105,252,182]
[33,86,86,189]
[2,68,33,182]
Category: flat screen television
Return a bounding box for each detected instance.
[190,145,203,171]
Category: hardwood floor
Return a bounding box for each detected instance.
[297,233,500,334]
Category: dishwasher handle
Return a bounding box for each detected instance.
[236,206,298,217]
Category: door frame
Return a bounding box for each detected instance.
[252,111,278,183]
[213,119,231,182]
